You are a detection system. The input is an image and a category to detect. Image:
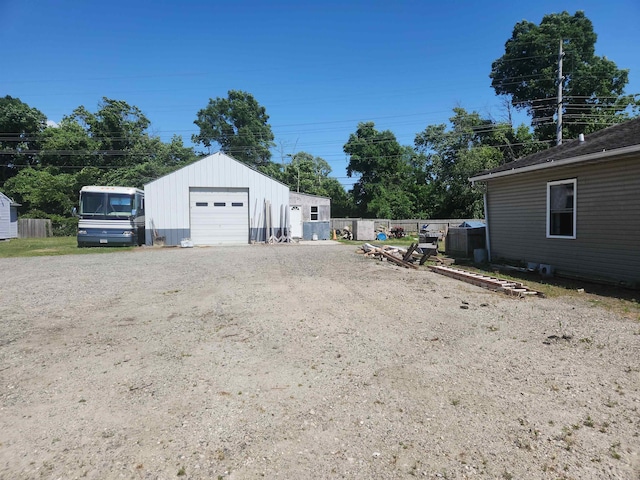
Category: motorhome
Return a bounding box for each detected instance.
[76,186,144,247]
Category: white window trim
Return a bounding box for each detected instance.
[546,178,577,239]
[310,205,319,222]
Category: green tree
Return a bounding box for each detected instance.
[283,152,353,217]
[37,117,100,171]
[70,97,151,167]
[283,152,331,194]
[256,162,284,183]
[490,10,633,141]
[344,122,416,219]
[73,167,105,189]
[415,108,523,218]
[0,96,47,184]
[102,136,199,188]
[320,177,353,218]
[193,90,275,166]
[4,168,76,215]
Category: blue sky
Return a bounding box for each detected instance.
[2,0,639,188]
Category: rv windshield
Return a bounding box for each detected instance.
[80,192,135,217]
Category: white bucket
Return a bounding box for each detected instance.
[312,233,318,241]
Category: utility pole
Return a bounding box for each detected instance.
[556,39,564,146]
[286,153,300,192]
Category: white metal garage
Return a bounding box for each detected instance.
[144,152,290,246]
[190,187,249,244]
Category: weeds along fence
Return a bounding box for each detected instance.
[330,218,482,235]
[18,219,53,238]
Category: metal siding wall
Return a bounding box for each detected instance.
[487,175,545,264]
[302,221,331,240]
[10,207,18,238]
[145,153,290,246]
[487,156,640,285]
[0,198,9,239]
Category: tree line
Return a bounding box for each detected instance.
[1,11,637,234]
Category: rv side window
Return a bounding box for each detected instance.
[137,194,145,214]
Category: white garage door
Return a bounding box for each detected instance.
[190,187,249,245]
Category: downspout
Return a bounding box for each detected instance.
[483,190,491,263]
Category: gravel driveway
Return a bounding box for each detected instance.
[1,243,639,479]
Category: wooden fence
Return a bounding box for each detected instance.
[330,218,482,235]
[18,219,53,238]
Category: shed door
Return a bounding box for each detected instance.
[290,205,302,238]
[190,187,249,245]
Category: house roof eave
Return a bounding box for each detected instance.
[469,143,640,183]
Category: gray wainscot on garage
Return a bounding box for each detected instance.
[144,152,290,246]
[289,192,331,240]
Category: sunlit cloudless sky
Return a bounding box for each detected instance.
[2,0,639,188]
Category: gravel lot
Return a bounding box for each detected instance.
[1,243,639,479]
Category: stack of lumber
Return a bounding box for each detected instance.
[360,243,423,269]
[429,265,543,297]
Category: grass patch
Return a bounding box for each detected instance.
[0,237,135,258]
[452,262,640,318]
[349,237,640,316]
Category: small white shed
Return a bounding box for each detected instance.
[289,192,331,240]
[0,192,20,240]
[144,153,290,246]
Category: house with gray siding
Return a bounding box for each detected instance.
[469,117,640,288]
[0,192,20,240]
[144,152,290,246]
[289,192,331,240]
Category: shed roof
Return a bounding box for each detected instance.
[0,192,21,206]
[470,116,640,182]
[289,192,331,201]
[144,151,290,189]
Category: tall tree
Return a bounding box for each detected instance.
[414,108,531,218]
[490,11,633,141]
[69,97,151,167]
[103,135,199,188]
[283,152,330,194]
[283,152,352,216]
[0,96,47,184]
[4,168,76,216]
[344,122,415,219]
[193,90,275,166]
[37,117,100,171]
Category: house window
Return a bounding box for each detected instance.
[310,206,318,221]
[547,179,576,238]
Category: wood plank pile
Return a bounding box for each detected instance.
[428,265,543,297]
[359,243,425,269]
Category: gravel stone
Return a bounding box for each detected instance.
[1,244,639,479]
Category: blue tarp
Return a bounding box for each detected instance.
[459,221,486,228]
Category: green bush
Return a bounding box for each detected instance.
[21,210,78,237]
[49,215,78,237]
[21,209,49,219]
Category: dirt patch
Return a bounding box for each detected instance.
[1,244,639,479]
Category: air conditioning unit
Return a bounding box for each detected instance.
[539,264,554,277]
